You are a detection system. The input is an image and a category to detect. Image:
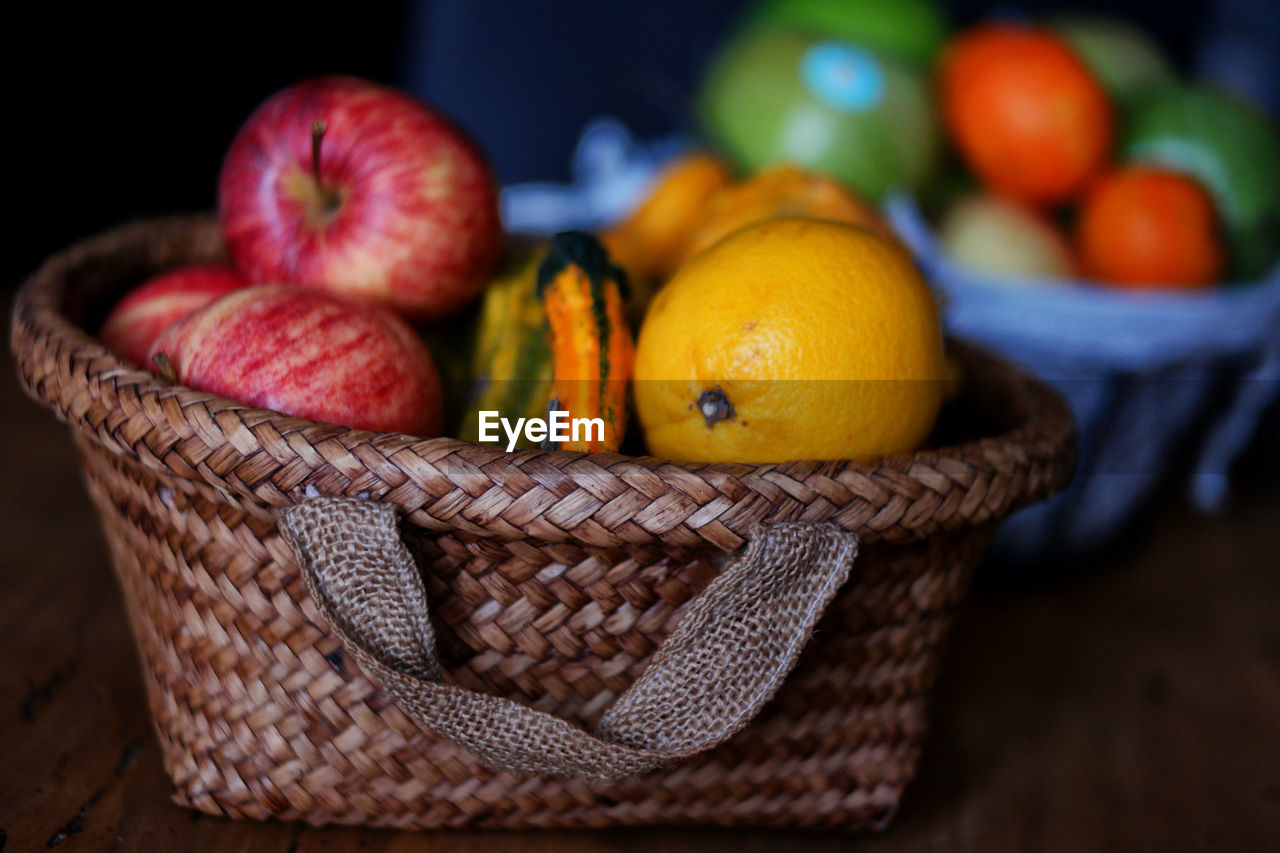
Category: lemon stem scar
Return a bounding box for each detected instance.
[697,386,735,429]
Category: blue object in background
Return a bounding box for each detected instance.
[800,42,888,113]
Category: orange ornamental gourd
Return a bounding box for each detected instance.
[600,152,733,285]
[536,231,635,452]
[678,164,900,264]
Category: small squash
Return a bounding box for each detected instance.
[458,249,554,447]
[537,231,634,452]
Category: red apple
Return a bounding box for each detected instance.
[218,76,502,320]
[100,264,247,366]
[148,284,443,436]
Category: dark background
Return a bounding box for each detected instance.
[11,0,1277,296]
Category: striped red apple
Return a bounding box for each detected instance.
[100,264,247,367]
[148,285,443,436]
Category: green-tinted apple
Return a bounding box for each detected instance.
[1123,83,1280,277]
[741,0,948,69]
[697,28,939,202]
[1050,15,1175,105]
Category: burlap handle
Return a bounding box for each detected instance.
[281,497,859,781]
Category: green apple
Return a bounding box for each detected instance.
[741,0,947,69]
[1123,83,1280,278]
[1050,15,1175,105]
[696,27,940,202]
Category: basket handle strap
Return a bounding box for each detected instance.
[281,496,858,781]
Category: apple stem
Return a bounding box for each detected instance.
[310,120,341,212]
[152,352,177,383]
[311,120,327,183]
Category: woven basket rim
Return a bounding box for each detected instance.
[10,214,1076,550]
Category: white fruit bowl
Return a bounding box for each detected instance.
[886,193,1280,567]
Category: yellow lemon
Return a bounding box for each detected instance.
[634,218,944,462]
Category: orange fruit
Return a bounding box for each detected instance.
[1076,166,1224,289]
[601,153,732,284]
[940,23,1114,205]
[634,218,944,463]
[679,164,897,263]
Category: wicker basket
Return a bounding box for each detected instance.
[10,216,1075,831]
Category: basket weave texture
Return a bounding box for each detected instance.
[11,216,1075,831]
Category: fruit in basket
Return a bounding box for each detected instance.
[741,0,948,68]
[679,164,897,264]
[1122,83,1280,278]
[939,23,1113,205]
[939,194,1075,280]
[100,264,246,367]
[635,218,943,463]
[604,162,897,316]
[601,153,732,299]
[697,27,939,201]
[1076,167,1223,289]
[457,249,553,447]
[219,76,502,321]
[149,285,443,435]
[538,232,634,453]
[1049,15,1175,105]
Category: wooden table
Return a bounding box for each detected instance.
[3,346,1278,851]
